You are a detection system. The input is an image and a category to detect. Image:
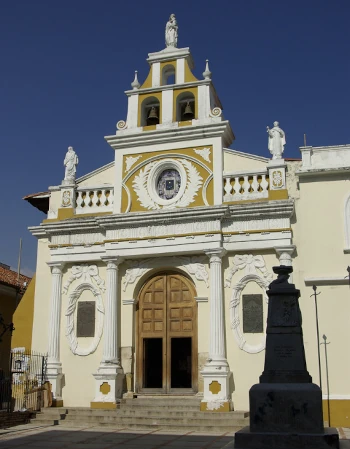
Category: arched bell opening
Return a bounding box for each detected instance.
[162,64,176,86]
[141,96,160,127]
[176,91,195,122]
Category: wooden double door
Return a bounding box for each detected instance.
[136,273,198,394]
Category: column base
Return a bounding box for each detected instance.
[200,362,232,412]
[46,361,64,405]
[91,363,124,408]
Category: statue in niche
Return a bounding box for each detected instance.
[165,14,178,48]
[64,146,79,182]
[267,121,286,159]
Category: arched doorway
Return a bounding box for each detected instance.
[136,272,198,394]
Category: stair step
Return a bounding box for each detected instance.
[31,419,243,432]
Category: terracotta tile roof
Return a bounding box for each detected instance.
[23,191,50,214]
[0,265,32,292]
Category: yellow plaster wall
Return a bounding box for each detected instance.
[31,239,51,354]
[11,276,35,351]
[140,66,152,89]
[223,150,267,173]
[184,60,198,82]
[323,400,350,427]
[0,290,17,372]
[121,146,213,213]
[77,165,115,187]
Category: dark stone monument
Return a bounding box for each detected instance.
[234,265,339,449]
[77,301,95,337]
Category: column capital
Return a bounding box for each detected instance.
[47,261,65,274]
[274,245,296,257]
[205,248,227,261]
[101,256,124,269]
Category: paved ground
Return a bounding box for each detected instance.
[0,424,349,449]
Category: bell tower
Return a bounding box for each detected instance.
[105,16,234,214]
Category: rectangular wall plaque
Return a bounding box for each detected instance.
[77,301,95,337]
[243,294,263,333]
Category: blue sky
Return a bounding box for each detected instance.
[1,0,349,275]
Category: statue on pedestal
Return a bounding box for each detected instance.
[267,121,286,160]
[165,14,178,48]
[64,146,79,183]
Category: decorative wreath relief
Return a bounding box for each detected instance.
[132,159,203,210]
[65,283,104,356]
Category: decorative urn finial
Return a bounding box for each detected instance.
[131,70,140,90]
[203,59,211,80]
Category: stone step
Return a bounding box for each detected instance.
[31,419,244,432]
[123,398,202,406]
[62,409,248,420]
[33,413,248,427]
[63,414,247,425]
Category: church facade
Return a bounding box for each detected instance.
[26,20,350,425]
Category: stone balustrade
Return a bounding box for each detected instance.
[223,170,269,202]
[75,186,114,214]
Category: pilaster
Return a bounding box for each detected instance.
[91,256,124,408]
[201,248,232,412]
[46,261,65,406]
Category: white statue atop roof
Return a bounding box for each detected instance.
[64,146,79,183]
[165,14,178,48]
[267,121,286,159]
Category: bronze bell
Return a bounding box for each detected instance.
[183,101,194,120]
[147,106,159,125]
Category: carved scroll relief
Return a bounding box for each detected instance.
[226,254,272,354]
[63,264,105,356]
[122,256,209,292]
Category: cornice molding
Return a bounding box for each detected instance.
[105,121,234,150]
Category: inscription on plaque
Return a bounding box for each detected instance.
[77,301,95,337]
[243,294,263,333]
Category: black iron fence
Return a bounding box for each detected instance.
[0,350,47,413]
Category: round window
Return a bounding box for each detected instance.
[157,169,181,200]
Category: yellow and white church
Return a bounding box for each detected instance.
[25,16,350,425]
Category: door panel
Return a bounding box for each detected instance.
[137,273,197,393]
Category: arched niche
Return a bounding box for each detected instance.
[140,96,160,127]
[162,64,176,86]
[176,91,195,122]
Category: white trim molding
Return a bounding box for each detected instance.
[304,277,349,286]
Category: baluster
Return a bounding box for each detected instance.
[100,190,107,207]
[224,178,232,196]
[108,190,114,207]
[251,175,259,193]
[75,192,81,209]
[233,177,240,196]
[260,175,269,192]
[242,176,250,194]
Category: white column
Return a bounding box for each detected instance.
[46,262,65,404]
[92,256,124,408]
[207,249,228,365]
[102,257,122,366]
[201,249,232,412]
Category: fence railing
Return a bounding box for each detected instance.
[223,171,269,202]
[0,350,48,413]
[75,186,114,214]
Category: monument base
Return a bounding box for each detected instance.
[234,427,340,449]
[234,383,339,449]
